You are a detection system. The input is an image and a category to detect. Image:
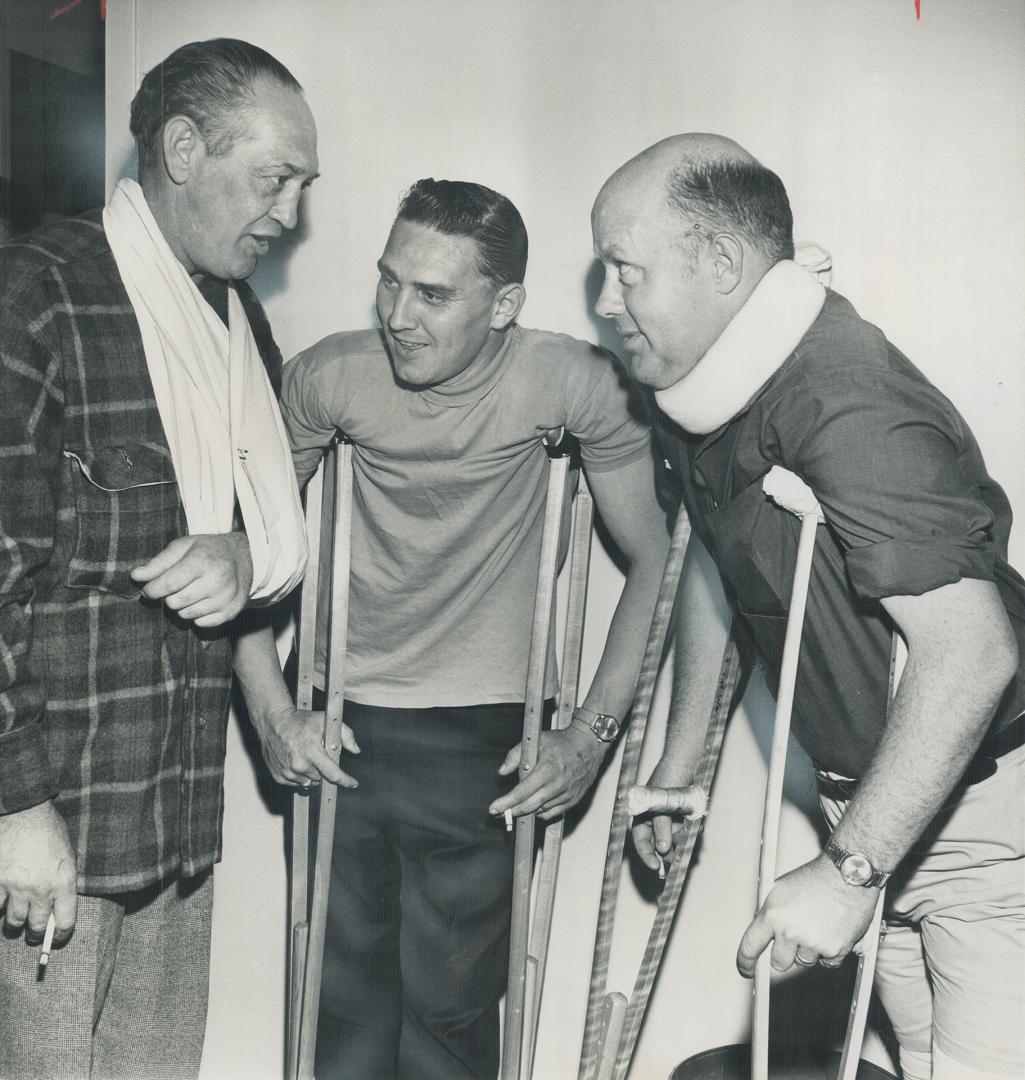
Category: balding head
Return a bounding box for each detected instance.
[597,134,793,265]
[591,134,794,389]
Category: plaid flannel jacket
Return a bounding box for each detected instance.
[0,211,282,894]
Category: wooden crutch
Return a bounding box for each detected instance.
[287,440,355,1080]
[501,451,572,1080]
[286,452,325,1080]
[520,470,595,1080]
[577,506,694,1080]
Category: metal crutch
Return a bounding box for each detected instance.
[289,440,355,1080]
[520,470,595,1080]
[502,451,573,1080]
[577,506,695,1080]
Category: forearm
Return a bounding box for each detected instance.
[580,540,669,721]
[659,534,733,775]
[232,618,293,726]
[832,579,1018,870]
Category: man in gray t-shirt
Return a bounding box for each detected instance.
[233,179,669,1079]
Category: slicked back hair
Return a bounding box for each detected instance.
[395,179,528,289]
[665,159,794,263]
[130,38,303,177]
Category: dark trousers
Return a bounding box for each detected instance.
[312,699,522,1080]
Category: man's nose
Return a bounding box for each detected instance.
[269,190,301,231]
[387,289,416,331]
[595,268,624,319]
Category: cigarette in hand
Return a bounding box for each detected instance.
[504,809,514,832]
[657,856,666,880]
[39,913,56,968]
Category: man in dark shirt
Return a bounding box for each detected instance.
[592,133,1024,1080]
[0,38,316,1079]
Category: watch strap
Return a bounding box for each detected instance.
[571,706,620,744]
[824,836,891,888]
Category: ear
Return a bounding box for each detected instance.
[161,116,202,185]
[709,233,744,295]
[491,282,526,329]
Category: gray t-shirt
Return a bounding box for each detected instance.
[280,324,650,707]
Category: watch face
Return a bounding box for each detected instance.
[592,714,619,742]
[839,853,873,886]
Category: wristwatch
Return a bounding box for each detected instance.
[823,836,891,888]
[571,706,620,744]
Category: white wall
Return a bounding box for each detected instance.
[105,3,1025,1078]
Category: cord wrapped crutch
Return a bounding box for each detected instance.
[287,440,355,1080]
[576,506,694,1080]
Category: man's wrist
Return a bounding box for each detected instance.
[822,835,892,889]
[570,705,621,745]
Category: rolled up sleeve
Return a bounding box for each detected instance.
[768,369,999,600]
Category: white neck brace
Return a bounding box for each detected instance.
[654,259,825,435]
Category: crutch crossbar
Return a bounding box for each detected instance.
[625,783,707,820]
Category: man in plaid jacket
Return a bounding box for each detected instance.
[0,39,318,1079]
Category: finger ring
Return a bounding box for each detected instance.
[794,953,816,968]
[818,956,844,969]
[301,779,312,790]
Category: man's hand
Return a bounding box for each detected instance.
[630,756,696,872]
[130,532,254,626]
[251,706,360,790]
[490,725,607,822]
[0,801,77,942]
[736,855,880,977]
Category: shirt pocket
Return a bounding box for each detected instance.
[709,479,795,618]
[63,444,182,598]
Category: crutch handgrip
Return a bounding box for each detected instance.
[626,784,707,820]
[762,465,826,522]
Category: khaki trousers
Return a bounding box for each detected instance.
[0,872,213,1080]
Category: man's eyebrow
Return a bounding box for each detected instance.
[376,260,459,296]
[269,161,321,181]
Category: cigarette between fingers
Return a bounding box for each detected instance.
[40,912,56,967]
[657,857,666,880]
[504,809,514,832]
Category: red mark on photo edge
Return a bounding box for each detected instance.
[49,0,106,20]
[915,0,921,19]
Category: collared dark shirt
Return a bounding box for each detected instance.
[658,289,1025,777]
[0,211,281,893]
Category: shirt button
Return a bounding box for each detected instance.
[198,715,206,729]
[200,639,211,651]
